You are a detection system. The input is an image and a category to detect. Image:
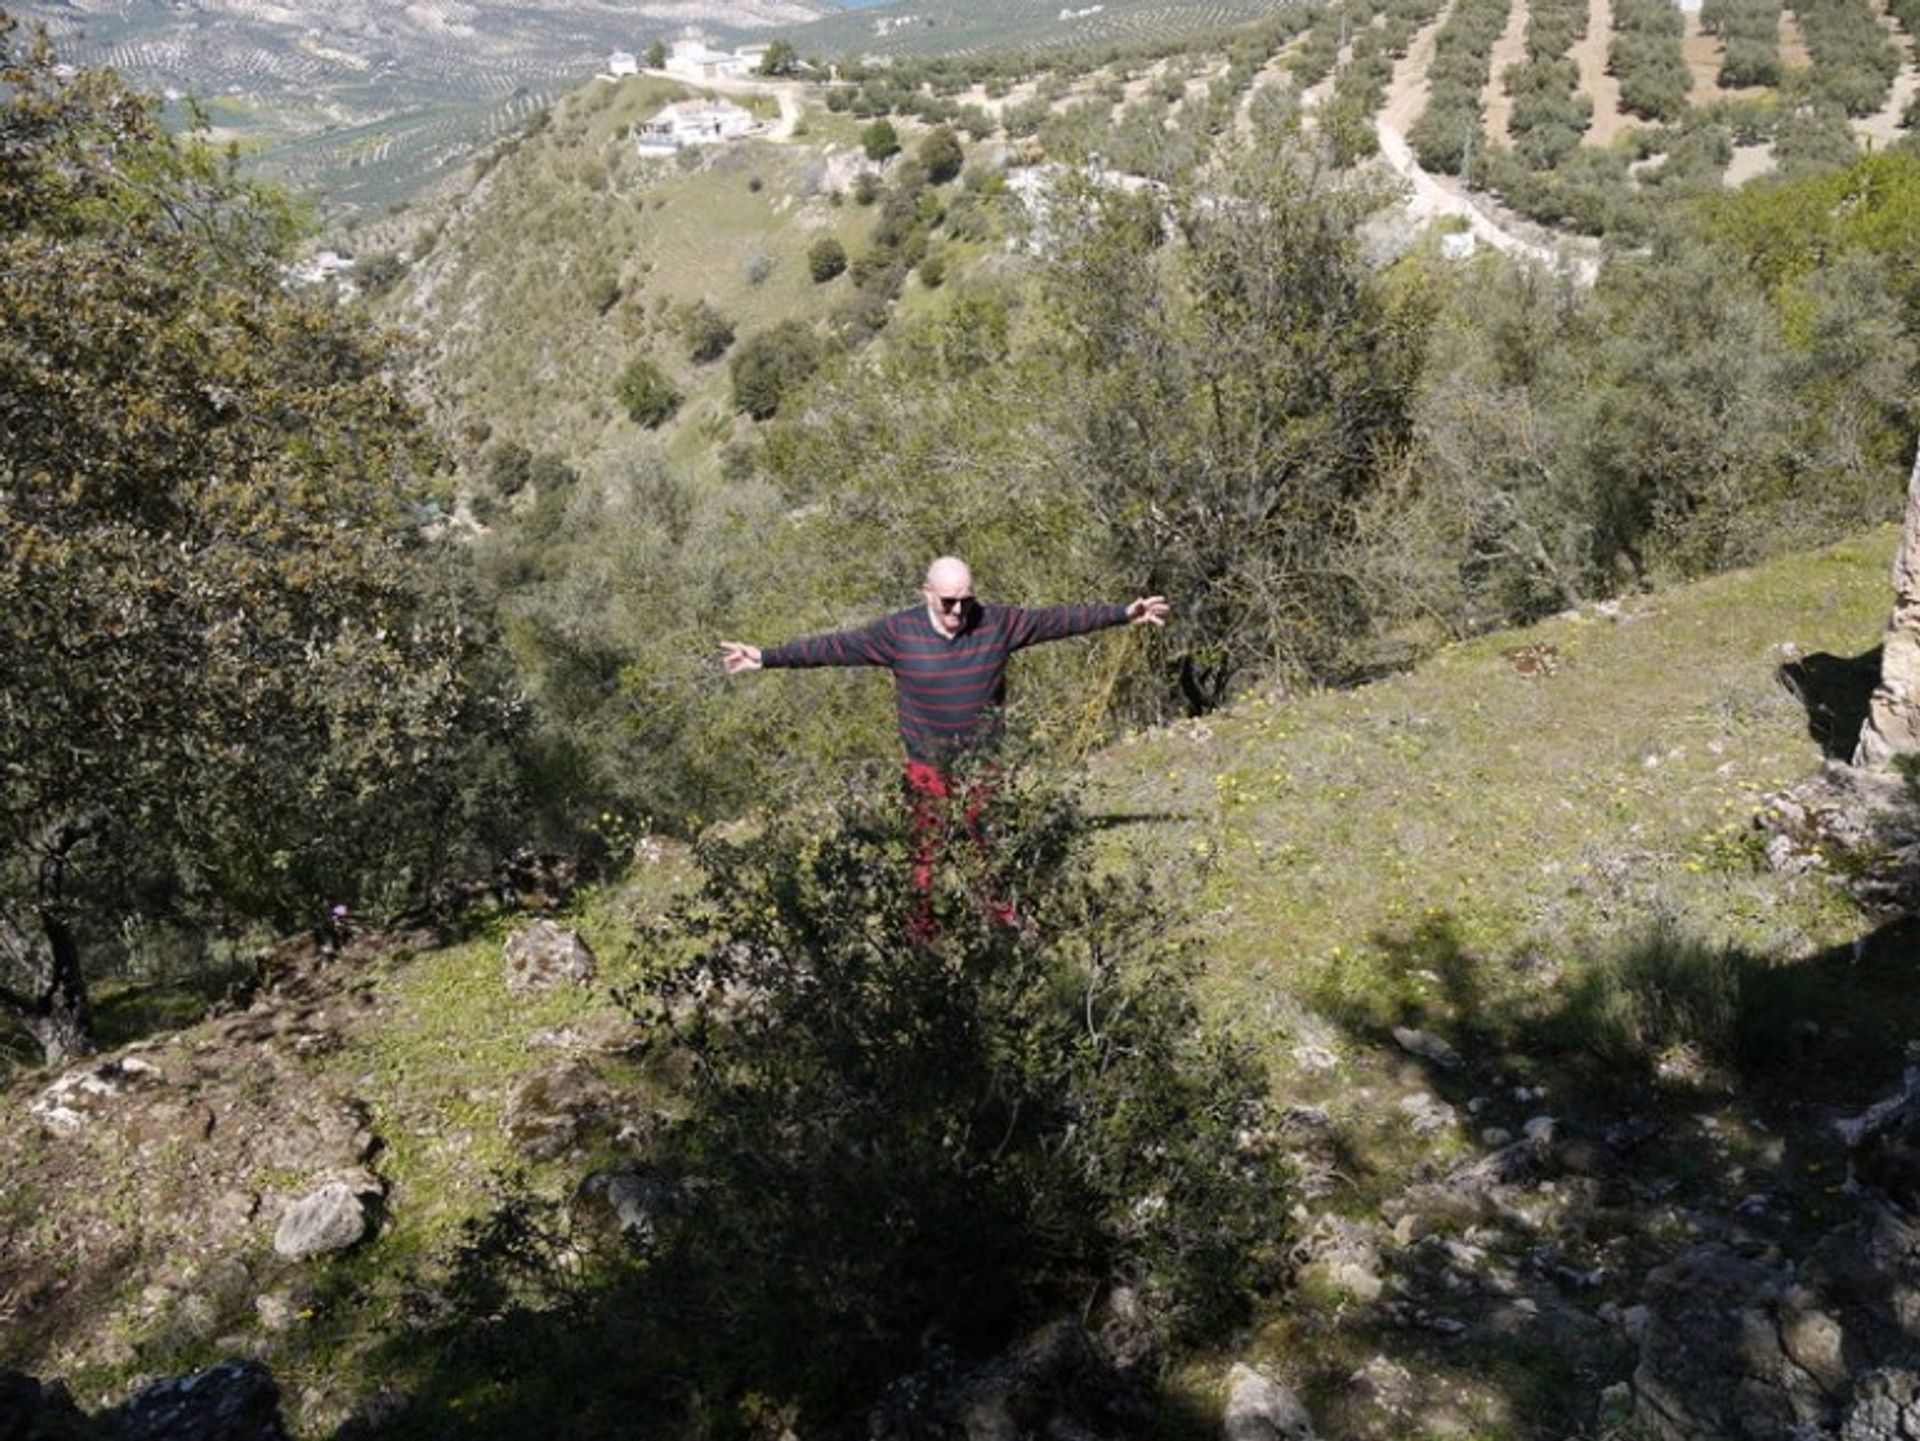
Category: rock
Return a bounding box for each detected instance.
[1630,1244,1826,1441]
[1855,445,1920,768]
[1223,1363,1315,1441]
[502,920,597,995]
[571,1166,675,1247]
[0,1370,86,1437]
[504,1060,614,1160]
[30,1055,165,1136]
[1391,1027,1463,1069]
[1398,1092,1457,1135]
[868,1322,1140,1441]
[104,1359,289,1441]
[273,1181,374,1261]
[1296,1215,1387,1304]
[1842,1368,1920,1441]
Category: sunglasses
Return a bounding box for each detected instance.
[933,593,973,613]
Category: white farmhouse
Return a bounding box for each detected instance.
[606,50,639,78]
[635,98,756,153]
[666,37,754,82]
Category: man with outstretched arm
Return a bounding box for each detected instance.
[720,555,1169,929]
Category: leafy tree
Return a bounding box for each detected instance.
[807,234,848,282]
[730,319,827,419]
[1043,144,1431,710]
[0,21,521,1064]
[861,117,901,162]
[758,39,798,76]
[645,39,666,69]
[616,355,682,428]
[918,124,965,184]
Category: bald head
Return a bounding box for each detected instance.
[925,555,972,593]
[922,555,975,637]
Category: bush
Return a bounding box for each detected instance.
[807,235,849,282]
[861,117,901,162]
[615,355,681,428]
[918,124,965,184]
[626,767,1290,1374]
[730,319,826,419]
[678,299,735,364]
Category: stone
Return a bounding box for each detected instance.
[502,920,597,995]
[1391,1027,1463,1069]
[273,1181,372,1260]
[504,1060,614,1160]
[571,1166,676,1247]
[1630,1244,1827,1441]
[1842,1369,1920,1441]
[29,1055,165,1136]
[1856,446,1920,768]
[1223,1363,1316,1441]
[104,1359,289,1441]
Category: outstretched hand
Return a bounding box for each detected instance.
[719,641,763,674]
[1127,596,1171,627]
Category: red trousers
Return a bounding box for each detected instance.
[903,761,1014,936]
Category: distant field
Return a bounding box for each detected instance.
[786,0,1304,60]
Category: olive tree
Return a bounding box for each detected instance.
[0,21,521,1064]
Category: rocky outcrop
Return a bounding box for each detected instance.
[0,1361,290,1441]
[1856,450,1920,769]
[502,920,597,995]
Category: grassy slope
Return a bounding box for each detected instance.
[4,528,1909,1435]
[392,80,892,485]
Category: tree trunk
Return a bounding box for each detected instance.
[0,814,102,1068]
[1855,447,1920,769]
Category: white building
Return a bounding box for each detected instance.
[665,37,755,82]
[635,98,756,153]
[606,50,639,77]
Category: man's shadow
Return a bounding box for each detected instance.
[1777,648,1883,759]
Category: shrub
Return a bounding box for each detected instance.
[861,117,901,162]
[807,235,849,282]
[730,319,826,419]
[615,355,681,428]
[678,299,735,364]
[918,124,965,184]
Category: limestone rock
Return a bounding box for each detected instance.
[1843,1369,1920,1441]
[504,1060,614,1160]
[1391,1027,1463,1070]
[571,1166,676,1247]
[273,1181,374,1261]
[1630,1244,1828,1440]
[1857,447,1920,768]
[1224,1364,1316,1441]
[104,1359,289,1441]
[30,1055,165,1136]
[502,920,596,995]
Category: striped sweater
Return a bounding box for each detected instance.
[761,602,1131,765]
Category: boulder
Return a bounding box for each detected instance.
[571,1166,676,1247]
[30,1056,166,1137]
[273,1180,376,1261]
[504,1060,614,1160]
[502,920,596,995]
[103,1359,288,1441]
[1630,1244,1833,1440]
[1224,1364,1316,1441]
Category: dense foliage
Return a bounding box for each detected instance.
[409,767,1289,1435]
[0,18,523,1063]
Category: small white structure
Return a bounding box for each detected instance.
[635,98,756,153]
[1439,231,1478,261]
[666,37,755,82]
[606,50,639,78]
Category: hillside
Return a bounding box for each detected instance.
[3,526,1913,1439]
